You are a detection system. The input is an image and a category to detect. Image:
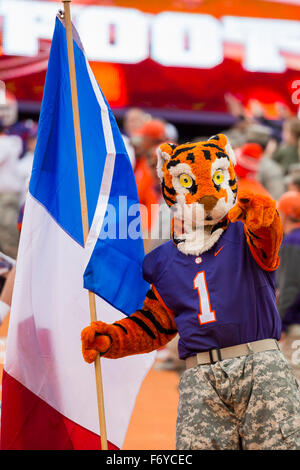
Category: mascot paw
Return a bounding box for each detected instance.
[228,191,276,230]
[81,322,112,363]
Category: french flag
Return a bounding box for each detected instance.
[0,15,154,450]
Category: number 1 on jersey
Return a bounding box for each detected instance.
[193,271,216,325]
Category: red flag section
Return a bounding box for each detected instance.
[0,371,118,450]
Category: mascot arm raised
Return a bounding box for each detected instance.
[228,190,283,271]
[81,287,177,363]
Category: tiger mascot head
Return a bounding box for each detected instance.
[156,134,237,255]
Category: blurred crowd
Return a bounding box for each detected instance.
[0,117,38,356]
[0,118,37,259]
[122,101,300,250]
[120,100,300,378]
[0,98,300,380]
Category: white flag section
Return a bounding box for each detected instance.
[1,15,154,450]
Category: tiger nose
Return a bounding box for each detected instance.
[199,196,218,211]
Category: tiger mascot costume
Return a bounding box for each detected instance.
[81,134,300,450]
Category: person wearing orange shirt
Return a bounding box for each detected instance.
[235,142,271,197]
[131,120,167,248]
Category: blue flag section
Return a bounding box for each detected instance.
[29,16,148,315]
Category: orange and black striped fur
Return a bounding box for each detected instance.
[156,134,238,255]
[81,134,282,362]
[81,286,178,363]
[157,134,238,211]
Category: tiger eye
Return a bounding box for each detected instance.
[213,170,224,185]
[179,174,193,188]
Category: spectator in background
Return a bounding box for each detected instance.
[258,145,285,200]
[123,107,151,139]
[272,117,300,175]
[287,174,300,193]
[249,99,291,142]
[132,119,167,161]
[224,93,253,148]
[0,194,24,326]
[0,120,23,259]
[131,119,167,249]
[245,123,273,150]
[276,191,300,383]
[234,143,270,197]
[17,122,38,203]
[144,121,179,250]
[165,122,179,144]
[145,144,163,200]
[285,164,300,193]
[0,264,15,327]
[122,108,152,169]
[145,144,172,251]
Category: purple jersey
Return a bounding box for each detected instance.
[143,221,281,359]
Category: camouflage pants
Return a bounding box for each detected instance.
[176,350,300,450]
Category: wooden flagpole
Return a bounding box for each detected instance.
[62,0,108,450]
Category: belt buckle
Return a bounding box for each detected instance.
[209,348,222,364]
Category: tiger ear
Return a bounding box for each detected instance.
[209,133,236,165]
[156,142,177,180]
